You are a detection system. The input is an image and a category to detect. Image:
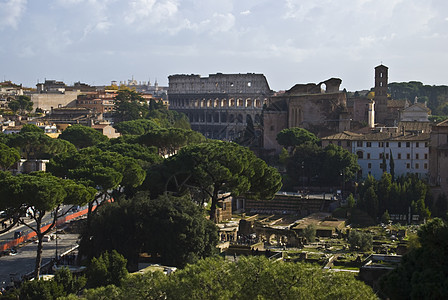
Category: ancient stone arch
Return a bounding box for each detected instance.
[221,112,227,122]
[254,225,304,247]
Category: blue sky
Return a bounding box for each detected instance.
[1,0,447,91]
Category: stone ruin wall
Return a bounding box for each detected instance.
[168,73,272,140]
[168,73,271,95]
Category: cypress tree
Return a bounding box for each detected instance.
[389,149,395,181]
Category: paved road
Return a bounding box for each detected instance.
[0,206,82,244]
[0,233,79,289]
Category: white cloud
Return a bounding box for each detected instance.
[209,13,235,33]
[124,0,179,26]
[240,10,251,16]
[283,0,319,20]
[0,0,27,30]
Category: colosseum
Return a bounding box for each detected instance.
[168,73,272,140]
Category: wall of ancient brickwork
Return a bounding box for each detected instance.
[262,78,348,153]
[168,73,270,95]
[168,73,271,140]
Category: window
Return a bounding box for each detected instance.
[379,142,384,147]
[416,153,419,159]
[425,142,429,147]
[346,141,351,147]
[407,154,411,159]
[416,142,419,148]
[379,153,383,159]
[398,142,401,148]
[406,142,410,148]
[368,163,372,169]
[357,141,363,147]
[386,142,389,147]
[367,153,371,159]
[398,153,402,159]
[357,151,363,159]
[424,163,428,169]
[424,153,428,159]
[407,163,410,169]
[415,163,419,169]
[380,163,384,169]
[386,153,389,159]
[366,142,372,147]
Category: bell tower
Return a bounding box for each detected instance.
[374,64,388,124]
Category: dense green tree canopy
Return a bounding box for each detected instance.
[48,147,146,227]
[7,131,76,159]
[276,127,319,149]
[146,141,282,222]
[86,250,128,289]
[380,218,448,299]
[19,266,86,299]
[284,143,359,188]
[58,124,109,149]
[81,256,376,300]
[113,89,147,122]
[357,173,431,221]
[98,142,162,167]
[348,230,373,252]
[138,128,205,156]
[8,95,33,114]
[320,144,360,185]
[48,147,145,192]
[79,193,218,268]
[0,142,20,170]
[147,105,191,129]
[20,124,44,133]
[8,99,20,113]
[113,119,161,135]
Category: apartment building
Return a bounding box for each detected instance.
[322,123,430,179]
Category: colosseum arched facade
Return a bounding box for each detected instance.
[168,73,272,140]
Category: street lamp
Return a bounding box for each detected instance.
[340,171,345,199]
[301,161,305,193]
